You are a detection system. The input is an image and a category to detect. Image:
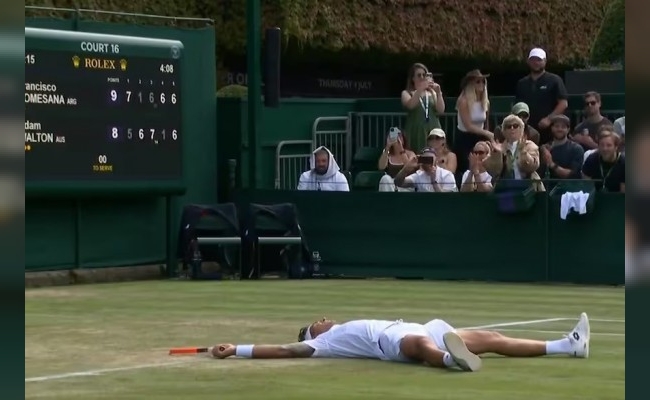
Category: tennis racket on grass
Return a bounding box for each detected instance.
[169,346,213,356]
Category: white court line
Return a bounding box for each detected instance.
[493,328,625,337]
[22,317,569,383]
[590,318,625,324]
[25,359,201,383]
[463,317,567,330]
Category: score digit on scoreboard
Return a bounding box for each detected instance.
[25,27,185,196]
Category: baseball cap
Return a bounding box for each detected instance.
[427,128,446,138]
[528,48,547,60]
[512,102,530,116]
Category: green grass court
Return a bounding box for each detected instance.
[25,280,624,399]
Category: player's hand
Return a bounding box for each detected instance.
[211,344,236,359]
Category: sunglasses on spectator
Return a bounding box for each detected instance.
[415,73,427,78]
[585,101,597,106]
[505,124,520,129]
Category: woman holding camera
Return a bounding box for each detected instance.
[401,63,445,153]
[377,128,416,192]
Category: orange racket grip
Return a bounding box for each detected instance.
[169,347,210,355]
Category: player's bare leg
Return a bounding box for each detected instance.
[400,335,482,372]
[455,330,547,356]
[454,312,590,358]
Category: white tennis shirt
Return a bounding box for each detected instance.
[302,320,398,358]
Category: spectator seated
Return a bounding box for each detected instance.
[297,146,350,192]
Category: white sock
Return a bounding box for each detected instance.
[442,352,456,367]
[545,338,572,355]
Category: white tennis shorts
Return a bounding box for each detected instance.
[377,319,456,362]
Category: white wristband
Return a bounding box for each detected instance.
[235,345,254,358]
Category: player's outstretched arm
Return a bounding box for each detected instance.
[211,343,315,359]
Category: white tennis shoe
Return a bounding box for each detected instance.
[442,331,482,372]
[567,312,590,358]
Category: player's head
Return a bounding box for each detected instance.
[298,318,336,341]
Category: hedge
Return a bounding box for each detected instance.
[26,0,612,65]
[590,0,624,65]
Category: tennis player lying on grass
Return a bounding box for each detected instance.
[210,312,590,372]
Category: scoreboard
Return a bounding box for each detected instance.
[25,27,185,196]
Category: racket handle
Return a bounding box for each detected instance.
[169,347,210,355]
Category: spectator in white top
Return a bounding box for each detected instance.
[454,69,492,181]
[460,141,494,192]
[613,116,625,154]
[210,313,591,373]
[426,128,457,175]
[297,146,349,191]
[393,147,458,192]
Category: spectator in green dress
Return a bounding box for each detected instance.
[400,63,446,152]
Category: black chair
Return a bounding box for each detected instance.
[177,203,242,279]
[240,202,312,279]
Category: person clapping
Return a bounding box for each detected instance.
[460,141,494,192]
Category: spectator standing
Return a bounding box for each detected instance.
[582,127,625,192]
[572,91,612,151]
[539,115,585,190]
[454,69,492,180]
[401,63,445,152]
[494,102,540,145]
[515,48,569,145]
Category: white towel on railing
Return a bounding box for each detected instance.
[560,191,590,219]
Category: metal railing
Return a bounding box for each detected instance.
[279,108,625,191]
[274,140,313,190]
[347,111,510,151]
[346,108,625,158]
[311,116,351,171]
